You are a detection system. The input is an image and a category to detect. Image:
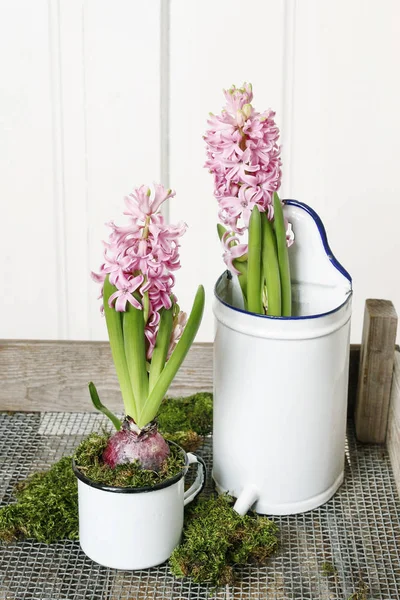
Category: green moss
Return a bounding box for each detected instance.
[74,431,110,467]
[158,392,213,436]
[0,457,78,544]
[73,433,185,488]
[164,430,203,453]
[321,561,337,576]
[348,580,369,600]
[169,494,279,586]
[157,392,213,452]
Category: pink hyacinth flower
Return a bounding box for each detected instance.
[108,275,144,312]
[221,231,248,275]
[286,221,295,247]
[219,185,264,232]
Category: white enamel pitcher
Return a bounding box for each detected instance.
[213,200,352,516]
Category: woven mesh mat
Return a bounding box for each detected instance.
[1,412,399,600]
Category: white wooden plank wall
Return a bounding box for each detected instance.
[1,0,400,343]
[288,0,400,349]
[169,0,286,342]
[1,1,60,339]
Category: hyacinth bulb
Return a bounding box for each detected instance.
[102,417,170,471]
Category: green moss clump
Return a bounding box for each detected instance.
[164,430,203,453]
[74,431,110,467]
[0,457,78,543]
[157,392,213,452]
[73,433,185,488]
[158,392,213,436]
[321,561,337,576]
[348,580,369,600]
[169,495,279,586]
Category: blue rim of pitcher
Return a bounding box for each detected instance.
[286,199,352,283]
[214,199,352,321]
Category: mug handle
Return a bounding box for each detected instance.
[183,453,207,506]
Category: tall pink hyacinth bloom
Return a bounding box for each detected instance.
[205,83,282,234]
[204,83,293,270]
[92,184,188,359]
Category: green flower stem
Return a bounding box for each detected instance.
[149,306,174,393]
[103,276,137,421]
[138,285,205,428]
[233,259,248,309]
[88,382,121,430]
[273,192,292,316]
[247,206,263,314]
[123,302,149,415]
[261,212,281,316]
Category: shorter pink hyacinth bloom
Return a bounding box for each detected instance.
[92,184,188,359]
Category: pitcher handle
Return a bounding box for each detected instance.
[183,453,206,506]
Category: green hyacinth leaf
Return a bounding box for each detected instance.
[103,276,137,421]
[247,206,263,314]
[273,192,292,316]
[88,382,121,431]
[137,285,205,428]
[123,301,149,415]
[149,305,174,393]
[261,212,281,316]
[233,259,248,309]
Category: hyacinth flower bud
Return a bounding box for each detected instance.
[242,103,252,118]
[236,109,245,127]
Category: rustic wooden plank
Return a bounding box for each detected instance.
[0,340,360,412]
[1,340,360,413]
[0,341,212,413]
[387,351,400,498]
[355,299,398,443]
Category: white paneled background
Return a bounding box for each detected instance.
[1,0,400,343]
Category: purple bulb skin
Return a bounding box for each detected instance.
[102,427,170,471]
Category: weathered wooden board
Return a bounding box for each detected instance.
[355,299,398,443]
[0,341,212,413]
[387,351,400,498]
[0,340,360,413]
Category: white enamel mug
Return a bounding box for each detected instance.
[73,443,206,570]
